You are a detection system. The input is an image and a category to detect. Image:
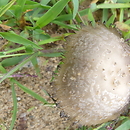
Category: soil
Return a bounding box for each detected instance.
[0,56,79,130]
[0,25,81,130]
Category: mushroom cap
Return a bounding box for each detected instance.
[56,25,130,125]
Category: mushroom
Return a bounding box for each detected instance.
[55,25,130,125]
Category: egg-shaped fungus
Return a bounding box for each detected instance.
[55,25,130,126]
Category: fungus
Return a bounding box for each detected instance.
[55,25,130,125]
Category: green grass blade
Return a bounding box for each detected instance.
[102,9,108,23]
[0,52,39,83]
[115,120,130,130]
[39,51,63,57]
[23,3,49,11]
[119,8,124,22]
[38,33,73,46]
[75,12,87,25]
[97,3,130,9]
[0,53,32,58]
[13,79,48,104]
[36,0,70,28]
[105,14,116,27]
[17,0,27,6]
[72,0,79,19]
[1,55,27,67]
[88,8,95,27]
[90,3,98,12]
[125,19,130,24]
[93,122,111,130]
[40,0,51,5]
[0,0,16,17]
[14,0,27,19]
[9,78,17,130]
[55,13,73,21]
[0,32,42,49]
[55,8,90,22]
[0,63,7,73]
[0,0,10,6]
[79,8,90,16]
[38,37,62,45]
[3,46,25,55]
[53,20,78,30]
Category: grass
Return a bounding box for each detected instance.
[0,0,130,129]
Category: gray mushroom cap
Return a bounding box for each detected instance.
[55,25,130,125]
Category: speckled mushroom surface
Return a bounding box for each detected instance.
[55,25,130,126]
